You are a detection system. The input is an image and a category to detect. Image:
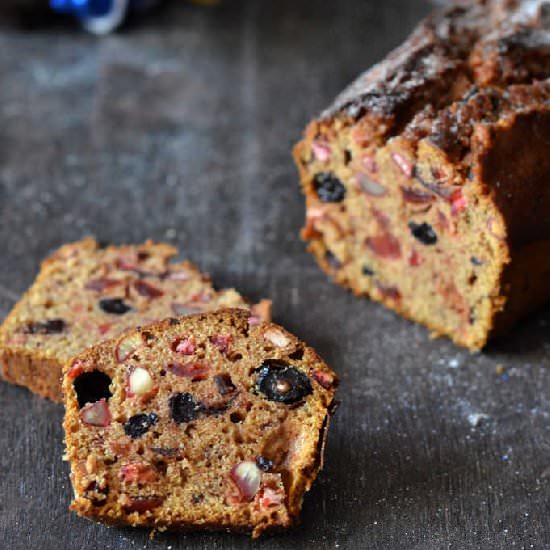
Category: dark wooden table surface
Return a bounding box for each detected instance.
[1,1,549,548]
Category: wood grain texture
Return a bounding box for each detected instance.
[0,1,549,548]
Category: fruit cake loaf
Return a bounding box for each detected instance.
[62,309,337,537]
[294,0,550,350]
[0,238,270,401]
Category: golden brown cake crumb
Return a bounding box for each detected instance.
[0,238,270,401]
[62,309,337,537]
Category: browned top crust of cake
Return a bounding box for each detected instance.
[322,0,550,145]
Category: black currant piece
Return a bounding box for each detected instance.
[23,318,66,335]
[124,413,159,439]
[99,298,132,315]
[255,360,312,404]
[408,222,438,245]
[313,172,346,203]
[362,265,375,276]
[169,392,202,424]
[256,455,273,472]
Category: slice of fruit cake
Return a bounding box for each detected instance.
[62,309,338,537]
[0,238,270,401]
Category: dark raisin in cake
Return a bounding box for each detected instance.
[294,0,550,350]
[0,238,270,401]
[62,309,337,537]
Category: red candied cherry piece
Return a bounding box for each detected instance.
[391,152,414,178]
[115,256,138,271]
[366,233,402,259]
[450,188,467,215]
[259,487,285,510]
[209,334,232,354]
[376,284,401,302]
[98,323,113,335]
[230,461,262,502]
[168,362,210,381]
[67,359,85,380]
[134,280,164,299]
[173,337,196,355]
[409,249,423,267]
[80,399,111,427]
[120,463,157,483]
[311,368,336,390]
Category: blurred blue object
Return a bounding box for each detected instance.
[50,0,158,33]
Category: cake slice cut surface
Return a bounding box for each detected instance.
[62,309,337,537]
[0,238,270,401]
[294,0,550,350]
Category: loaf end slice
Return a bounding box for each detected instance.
[0,238,270,401]
[294,0,550,350]
[62,309,337,537]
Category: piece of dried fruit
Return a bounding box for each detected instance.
[80,399,112,427]
[67,359,84,380]
[362,265,375,276]
[214,374,236,395]
[391,152,414,177]
[172,337,196,355]
[123,495,164,513]
[409,222,438,245]
[401,186,434,204]
[255,455,273,472]
[97,323,113,335]
[256,361,312,404]
[313,172,346,203]
[99,298,132,315]
[23,319,66,335]
[128,367,154,396]
[356,173,386,197]
[116,332,144,362]
[263,328,291,348]
[209,334,231,354]
[450,188,467,215]
[120,463,157,483]
[311,368,336,389]
[376,283,401,301]
[366,233,402,259]
[134,280,164,299]
[259,487,285,510]
[230,461,262,501]
[168,362,210,381]
[85,278,121,292]
[169,392,202,424]
[312,141,331,162]
[124,413,158,438]
[409,249,423,266]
